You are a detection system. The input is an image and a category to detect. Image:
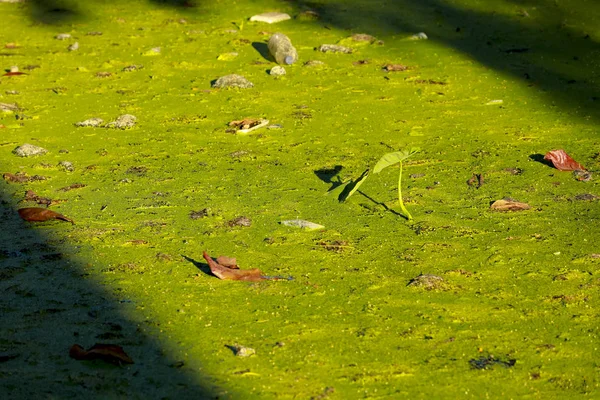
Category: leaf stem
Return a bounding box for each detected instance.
[398,162,412,220]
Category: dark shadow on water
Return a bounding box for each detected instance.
[529,153,553,168]
[287,0,600,124]
[0,194,219,397]
[26,0,82,25]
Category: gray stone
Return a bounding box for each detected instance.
[106,114,137,129]
[67,42,79,51]
[13,143,48,157]
[317,44,353,54]
[212,74,254,89]
[75,118,104,127]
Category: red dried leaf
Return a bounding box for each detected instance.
[2,72,27,76]
[69,344,133,365]
[18,207,75,224]
[202,251,265,281]
[544,149,586,171]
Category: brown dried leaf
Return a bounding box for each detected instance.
[18,207,75,224]
[384,64,408,72]
[544,149,586,171]
[490,198,531,211]
[69,344,133,365]
[202,251,265,281]
[2,72,27,77]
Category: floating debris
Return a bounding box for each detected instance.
[296,10,319,21]
[75,117,104,127]
[485,99,503,105]
[217,52,238,61]
[67,42,79,51]
[384,64,408,72]
[58,161,74,172]
[407,274,445,290]
[0,102,19,112]
[13,143,48,157]
[338,33,379,47]
[280,219,324,230]
[228,118,269,134]
[228,344,256,357]
[143,47,161,56]
[410,32,428,40]
[249,12,291,24]
[317,44,353,54]
[122,64,143,72]
[228,216,252,227]
[573,170,592,182]
[212,74,254,89]
[303,60,325,67]
[189,208,210,219]
[106,114,137,129]
[469,355,515,370]
[55,33,71,40]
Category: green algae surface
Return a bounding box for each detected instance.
[1,0,599,398]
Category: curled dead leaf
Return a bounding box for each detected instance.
[490,198,531,211]
[544,149,586,171]
[202,251,265,281]
[18,207,75,224]
[69,344,133,365]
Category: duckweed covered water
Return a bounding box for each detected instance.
[1,0,599,398]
